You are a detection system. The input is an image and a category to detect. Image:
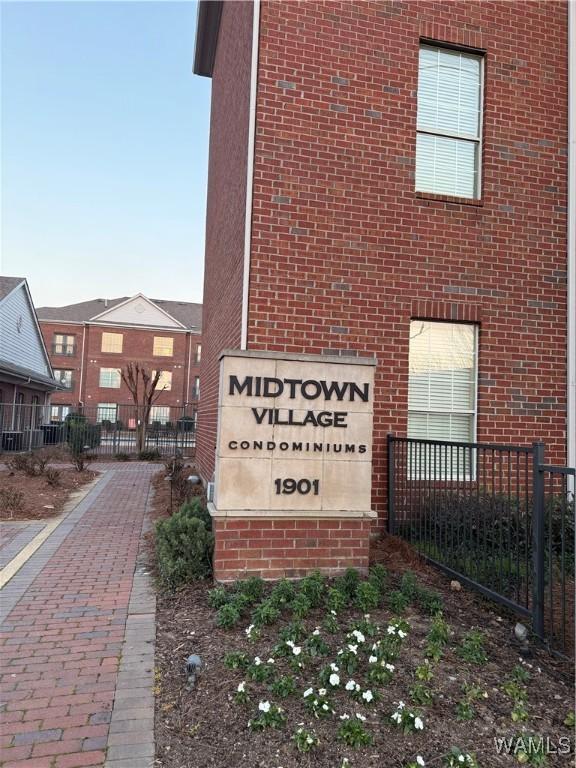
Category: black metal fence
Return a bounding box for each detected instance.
[0,403,197,458]
[388,435,575,658]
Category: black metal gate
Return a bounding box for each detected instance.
[388,435,575,658]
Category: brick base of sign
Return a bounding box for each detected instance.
[212,517,373,583]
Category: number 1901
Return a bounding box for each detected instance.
[274,478,319,495]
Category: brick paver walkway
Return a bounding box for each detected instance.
[0,464,158,768]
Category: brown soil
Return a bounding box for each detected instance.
[154,545,575,768]
[0,467,97,520]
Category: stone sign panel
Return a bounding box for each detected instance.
[210,350,376,518]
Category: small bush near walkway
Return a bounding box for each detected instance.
[155,497,213,588]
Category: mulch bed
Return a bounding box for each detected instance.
[0,467,96,521]
[154,540,575,768]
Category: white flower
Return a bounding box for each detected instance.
[417,757,425,767]
[414,716,424,730]
[458,758,464,764]
[330,610,337,616]
[351,630,365,643]
[254,656,262,666]
[329,673,340,686]
[318,688,327,696]
[362,690,374,703]
[387,625,396,635]
[385,663,395,672]
[303,688,313,698]
[237,681,245,692]
[398,700,405,709]
[371,642,380,650]
[313,628,320,636]
[391,711,402,723]
[322,703,329,711]
[345,680,356,690]
[267,658,275,664]
[347,644,358,654]
[292,646,302,656]
[368,655,377,663]
[286,640,294,648]
[339,713,350,720]
[245,624,254,636]
[355,712,366,721]
[398,629,407,639]
[259,701,271,713]
[330,663,339,672]
[364,614,370,619]
[306,736,313,744]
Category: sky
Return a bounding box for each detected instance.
[0,0,211,308]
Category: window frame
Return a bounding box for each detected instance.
[97,403,118,423]
[99,367,122,389]
[101,332,123,354]
[407,319,479,444]
[152,370,172,392]
[416,41,485,200]
[153,336,174,357]
[53,369,74,389]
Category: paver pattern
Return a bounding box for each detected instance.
[0,525,46,569]
[0,463,158,768]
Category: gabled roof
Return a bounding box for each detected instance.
[37,295,202,331]
[0,276,25,302]
[0,276,60,390]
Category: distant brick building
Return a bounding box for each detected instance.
[194,0,571,540]
[38,294,202,425]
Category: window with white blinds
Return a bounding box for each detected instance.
[408,321,477,443]
[416,45,483,198]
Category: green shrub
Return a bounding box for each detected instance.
[179,498,212,529]
[252,600,281,627]
[114,452,131,461]
[155,504,213,588]
[208,586,230,609]
[291,592,312,619]
[235,575,265,603]
[369,563,387,590]
[299,571,326,607]
[416,587,443,615]
[269,579,296,608]
[336,567,361,599]
[400,570,419,599]
[217,603,241,629]
[388,589,409,614]
[325,587,348,614]
[66,414,101,453]
[138,449,162,461]
[457,630,488,665]
[356,581,380,612]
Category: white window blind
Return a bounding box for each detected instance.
[99,368,121,388]
[416,45,483,198]
[408,320,477,443]
[149,406,170,424]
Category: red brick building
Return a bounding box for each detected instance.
[38,294,202,425]
[194,1,573,574]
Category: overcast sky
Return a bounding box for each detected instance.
[0,0,211,308]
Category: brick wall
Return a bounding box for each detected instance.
[242,0,568,522]
[196,0,254,481]
[40,321,201,412]
[213,517,372,582]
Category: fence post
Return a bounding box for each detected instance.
[531,441,545,639]
[387,433,395,534]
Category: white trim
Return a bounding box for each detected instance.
[38,318,201,334]
[240,0,261,350]
[89,293,187,329]
[568,0,575,478]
